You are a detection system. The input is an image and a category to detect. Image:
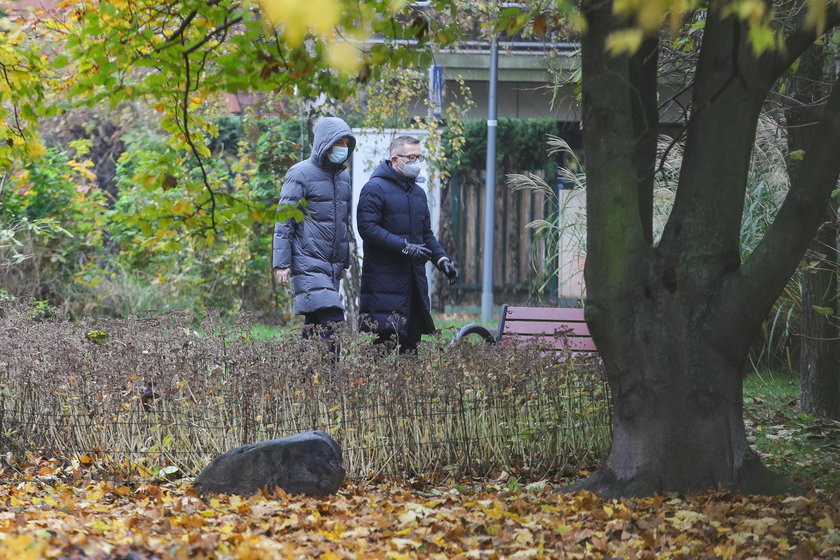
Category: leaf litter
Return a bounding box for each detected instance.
[1,460,838,559]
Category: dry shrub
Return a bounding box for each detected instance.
[0,302,611,483]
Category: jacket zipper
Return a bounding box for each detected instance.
[332,169,340,272]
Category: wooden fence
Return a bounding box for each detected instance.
[440,169,557,306]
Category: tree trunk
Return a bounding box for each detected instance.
[799,219,840,419]
[573,0,840,496]
[784,41,840,420]
[568,290,802,497]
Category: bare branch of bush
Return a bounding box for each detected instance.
[0,302,611,483]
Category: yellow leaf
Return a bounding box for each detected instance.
[259,0,341,45]
[605,29,644,55]
[391,537,421,550]
[514,529,534,545]
[817,514,835,530]
[173,199,192,215]
[27,138,46,160]
[0,534,49,560]
[714,544,738,560]
[326,39,362,74]
[90,520,110,531]
[805,0,828,34]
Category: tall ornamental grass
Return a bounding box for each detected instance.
[510,115,802,372]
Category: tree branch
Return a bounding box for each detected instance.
[658,13,766,273]
[762,3,840,85]
[726,79,840,329]
[579,0,651,326]
[629,36,659,244]
[183,15,243,57]
[179,50,217,234]
[164,9,198,45]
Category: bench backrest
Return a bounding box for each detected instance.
[498,305,597,354]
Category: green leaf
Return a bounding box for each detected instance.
[50,55,70,69]
[811,306,835,316]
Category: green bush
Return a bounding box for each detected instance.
[0,147,107,308]
[0,113,304,318]
[443,118,561,176]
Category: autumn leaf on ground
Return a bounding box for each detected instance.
[0,468,838,559]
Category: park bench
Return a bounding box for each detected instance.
[453,305,598,358]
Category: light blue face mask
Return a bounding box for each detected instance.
[328,146,349,164]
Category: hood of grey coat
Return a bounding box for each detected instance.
[311,117,356,167]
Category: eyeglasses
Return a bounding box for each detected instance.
[396,154,424,163]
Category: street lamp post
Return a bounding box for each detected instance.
[480,33,498,324]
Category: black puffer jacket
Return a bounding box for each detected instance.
[356,160,448,336]
[272,117,356,315]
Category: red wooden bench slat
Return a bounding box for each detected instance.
[503,321,591,337]
[504,306,586,321]
[494,305,598,355]
[504,334,598,351]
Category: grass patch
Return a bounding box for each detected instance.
[245,311,495,343]
[744,372,840,492]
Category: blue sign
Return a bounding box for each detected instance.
[429,65,444,118]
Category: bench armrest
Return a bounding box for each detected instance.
[452,324,497,345]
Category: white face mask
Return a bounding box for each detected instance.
[328,146,349,164]
[400,161,421,179]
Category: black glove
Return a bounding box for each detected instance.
[402,242,431,262]
[440,259,459,284]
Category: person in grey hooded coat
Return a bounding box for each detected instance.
[272,117,356,346]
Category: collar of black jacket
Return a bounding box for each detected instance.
[385,160,415,190]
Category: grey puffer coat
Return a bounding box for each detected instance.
[272,117,356,315]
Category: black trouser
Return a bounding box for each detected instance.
[302,306,345,358]
[373,282,425,354]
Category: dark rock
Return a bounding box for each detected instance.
[193,430,345,497]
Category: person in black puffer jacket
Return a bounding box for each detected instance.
[357,135,459,354]
[272,117,356,352]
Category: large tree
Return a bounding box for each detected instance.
[572,1,840,496]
